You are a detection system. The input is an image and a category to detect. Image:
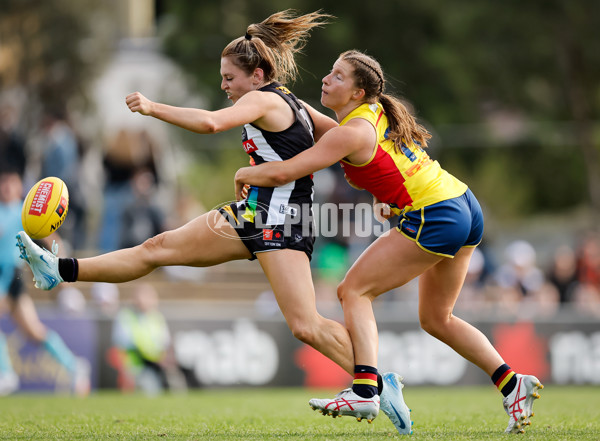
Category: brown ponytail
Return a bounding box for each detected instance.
[222,10,332,85]
[340,50,431,151]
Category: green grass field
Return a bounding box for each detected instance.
[0,386,598,440]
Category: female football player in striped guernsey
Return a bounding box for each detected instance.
[234,50,543,434]
[15,11,411,434]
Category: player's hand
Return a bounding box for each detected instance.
[373,196,393,223]
[344,173,364,190]
[234,158,255,200]
[125,92,153,115]
[234,183,250,201]
[234,170,249,201]
[240,184,251,199]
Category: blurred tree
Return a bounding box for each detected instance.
[424,0,600,217]
[0,0,112,127]
[157,0,599,219]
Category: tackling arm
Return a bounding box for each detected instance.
[234,124,365,200]
[301,101,338,141]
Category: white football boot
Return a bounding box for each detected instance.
[0,371,20,396]
[71,357,91,397]
[380,372,413,435]
[503,374,544,434]
[309,388,379,423]
[16,231,63,290]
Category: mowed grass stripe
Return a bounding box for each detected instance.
[0,386,598,440]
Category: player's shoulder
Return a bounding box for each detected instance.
[239,88,284,107]
[342,116,376,139]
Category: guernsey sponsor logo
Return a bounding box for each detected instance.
[243,139,258,154]
[262,229,284,242]
[405,154,432,176]
[279,204,298,216]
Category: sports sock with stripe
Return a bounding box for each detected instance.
[352,365,378,398]
[492,363,517,397]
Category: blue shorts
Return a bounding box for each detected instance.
[397,189,484,257]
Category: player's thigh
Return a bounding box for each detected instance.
[342,229,443,300]
[257,249,317,322]
[418,246,476,319]
[152,210,251,266]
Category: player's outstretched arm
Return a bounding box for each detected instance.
[125,91,272,135]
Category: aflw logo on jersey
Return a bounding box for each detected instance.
[243,139,258,154]
[28,181,54,216]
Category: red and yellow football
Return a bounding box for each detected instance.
[21,177,69,239]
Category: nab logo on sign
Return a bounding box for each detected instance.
[243,139,258,154]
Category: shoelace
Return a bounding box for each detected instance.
[16,237,59,263]
[17,245,30,263]
[51,240,59,256]
[334,388,353,398]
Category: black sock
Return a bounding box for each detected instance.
[58,258,79,282]
[377,373,383,395]
[491,363,517,397]
[352,365,379,398]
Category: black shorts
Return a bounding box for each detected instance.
[217,200,315,261]
[0,267,24,300]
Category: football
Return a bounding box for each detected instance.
[21,177,69,239]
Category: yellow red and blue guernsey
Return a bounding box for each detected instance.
[340,102,468,215]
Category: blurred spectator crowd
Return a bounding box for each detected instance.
[310,167,600,320]
[0,101,170,253]
[2,99,600,323]
[455,234,600,318]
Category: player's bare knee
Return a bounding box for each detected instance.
[419,318,438,338]
[140,233,167,265]
[23,325,46,343]
[289,321,316,345]
[419,313,450,339]
[336,279,351,304]
[336,279,364,305]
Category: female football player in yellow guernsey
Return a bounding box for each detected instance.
[16,13,412,435]
[234,50,543,434]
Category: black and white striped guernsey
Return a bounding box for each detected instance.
[241,82,315,226]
